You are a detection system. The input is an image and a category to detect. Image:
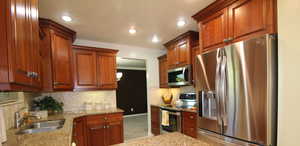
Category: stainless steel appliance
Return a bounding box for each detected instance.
[160,107,181,133]
[195,34,277,146]
[168,65,192,86]
[176,93,197,109]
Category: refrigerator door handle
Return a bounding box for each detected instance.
[215,49,223,126]
[220,50,228,127]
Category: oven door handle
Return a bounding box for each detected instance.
[168,112,181,116]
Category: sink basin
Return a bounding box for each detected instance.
[16,119,65,135]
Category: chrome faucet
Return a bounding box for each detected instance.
[14,107,40,128]
[15,107,27,128]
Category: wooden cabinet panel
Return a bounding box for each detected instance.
[166,45,177,69]
[79,113,124,146]
[201,8,227,51]
[87,123,107,146]
[51,33,74,90]
[97,53,117,89]
[107,121,124,145]
[151,106,160,135]
[0,0,41,91]
[177,41,190,66]
[73,118,86,146]
[158,55,168,88]
[228,0,270,41]
[73,49,97,89]
[182,111,197,138]
[193,0,277,53]
[39,18,76,91]
[28,0,41,88]
[164,31,198,71]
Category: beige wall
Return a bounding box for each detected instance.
[277,1,300,146]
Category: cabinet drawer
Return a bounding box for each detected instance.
[183,126,197,138]
[86,115,106,125]
[107,113,123,122]
[183,111,197,121]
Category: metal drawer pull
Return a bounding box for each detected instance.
[189,116,194,119]
[90,126,105,130]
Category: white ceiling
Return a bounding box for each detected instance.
[117,58,146,69]
[39,0,215,49]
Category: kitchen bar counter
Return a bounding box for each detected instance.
[151,104,197,113]
[115,132,241,146]
[5,108,124,146]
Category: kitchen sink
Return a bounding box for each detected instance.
[16,119,65,135]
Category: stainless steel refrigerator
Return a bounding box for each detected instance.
[195,34,277,146]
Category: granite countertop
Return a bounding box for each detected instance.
[114,132,210,146]
[5,108,124,146]
[115,132,240,146]
[151,104,198,113]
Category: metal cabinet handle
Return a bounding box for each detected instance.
[189,116,194,119]
[223,39,229,43]
[54,82,67,86]
[90,126,105,130]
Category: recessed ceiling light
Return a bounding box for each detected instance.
[177,20,186,27]
[152,35,159,43]
[62,15,72,22]
[129,27,136,34]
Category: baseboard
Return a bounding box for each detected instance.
[124,113,148,118]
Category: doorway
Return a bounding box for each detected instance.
[116,57,148,141]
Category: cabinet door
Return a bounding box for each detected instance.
[177,41,190,66]
[73,49,98,90]
[167,45,177,69]
[228,0,272,42]
[87,123,107,146]
[73,118,86,146]
[158,56,168,88]
[201,8,227,52]
[106,121,124,145]
[51,32,74,90]
[151,106,160,135]
[182,111,197,138]
[10,0,32,85]
[97,53,117,89]
[27,0,41,88]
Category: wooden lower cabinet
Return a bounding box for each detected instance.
[72,113,124,146]
[182,111,197,138]
[151,106,160,135]
[73,117,87,146]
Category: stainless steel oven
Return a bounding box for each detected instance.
[168,65,192,86]
[160,107,181,133]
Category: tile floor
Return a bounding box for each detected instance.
[124,114,149,141]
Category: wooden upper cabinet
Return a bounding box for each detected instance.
[228,0,276,42]
[72,45,118,91]
[97,53,118,89]
[164,31,199,70]
[166,45,177,69]
[193,0,277,52]
[0,0,41,91]
[73,48,98,90]
[39,18,76,91]
[201,8,228,51]
[51,33,74,90]
[177,40,190,66]
[158,55,168,88]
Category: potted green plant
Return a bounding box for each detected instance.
[32,96,64,115]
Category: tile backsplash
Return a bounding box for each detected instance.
[0,92,37,130]
[40,91,117,112]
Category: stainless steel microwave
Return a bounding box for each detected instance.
[168,65,192,86]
